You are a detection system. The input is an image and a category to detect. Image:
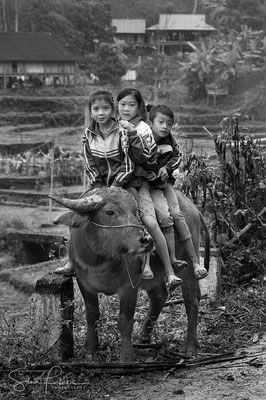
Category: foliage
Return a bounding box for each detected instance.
[0,0,114,60]
[0,146,84,187]
[180,112,266,285]
[109,0,199,26]
[91,42,127,84]
[179,39,216,98]
[136,53,165,84]
[201,0,266,32]
[179,26,266,99]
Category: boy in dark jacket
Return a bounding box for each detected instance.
[147,105,208,280]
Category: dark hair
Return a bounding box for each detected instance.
[88,90,115,111]
[116,87,147,121]
[146,103,154,113]
[149,104,175,124]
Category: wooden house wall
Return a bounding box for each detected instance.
[0,61,75,74]
[0,61,76,88]
[114,33,146,43]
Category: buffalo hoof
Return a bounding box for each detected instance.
[84,335,98,356]
[138,337,151,344]
[120,348,135,362]
[84,353,94,361]
[180,341,199,358]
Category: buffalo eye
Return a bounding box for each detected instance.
[105,209,115,216]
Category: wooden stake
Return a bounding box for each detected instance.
[48,145,55,224]
[228,206,266,245]
[83,103,90,191]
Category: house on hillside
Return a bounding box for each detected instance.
[0,32,76,89]
[112,19,146,44]
[146,14,215,54]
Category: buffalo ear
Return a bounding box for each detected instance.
[53,211,86,228]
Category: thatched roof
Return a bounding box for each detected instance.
[0,32,76,62]
[147,14,215,31]
[112,19,146,34]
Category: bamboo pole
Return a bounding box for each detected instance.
[48,145,55,224]
[83,103,90,191]
[228,206,266,245]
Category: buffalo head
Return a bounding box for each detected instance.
[50,187,152,261]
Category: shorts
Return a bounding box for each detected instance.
[137,181,157,220]
[151,188,173,228]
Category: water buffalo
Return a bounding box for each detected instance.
[51,186,210,362]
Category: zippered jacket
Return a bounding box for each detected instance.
[156,133,182,173]
[83,120,134,187]
[134,132,182,187]
[150,133,182,187]
[126,117,157,170]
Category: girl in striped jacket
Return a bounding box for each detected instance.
[117,88,185,291]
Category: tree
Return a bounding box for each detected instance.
[201,0,266,32]
[92,42,127,84]
[0,0,18,31]
[1,0,7,31]
[179,25,266,99]
[65,0,114,57]
[109,0,200,26]
[1,0,115,61]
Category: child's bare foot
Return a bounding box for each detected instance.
[172,259,188,273]
[194,263,208,280]
[141,255,154,279]
[54,261,75,276]
[141,269,154,279]
[166,275,183,292]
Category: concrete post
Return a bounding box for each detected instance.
[31,273,74,361]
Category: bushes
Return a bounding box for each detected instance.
[0,110,84,127]
[179,27,266,100]
[180,111,266,285]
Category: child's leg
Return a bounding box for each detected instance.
[137,183,154,279]
[162,225,187,273]
[151,188,187,271]
[164,183,208,280]
[139,185,182,290]
[141,214,182,290]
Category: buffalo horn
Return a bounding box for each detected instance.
[49,194,103,212]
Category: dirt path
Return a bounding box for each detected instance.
[1,277,266,400]
[109,352,266,400]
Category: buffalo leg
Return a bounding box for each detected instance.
[118,289,138,362]
[180,276,201,356]
[139,283,168,343]
[81,289,99,357]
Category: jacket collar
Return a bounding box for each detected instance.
[128,115,142,126]
[86,118,118,137]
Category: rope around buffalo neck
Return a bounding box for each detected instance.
[91,220,144,289]
[91,221,145,289]
[124,254,143,289]
[91,221,142,229]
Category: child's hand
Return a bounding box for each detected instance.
[157,166,169,182]
[120,120,135,132]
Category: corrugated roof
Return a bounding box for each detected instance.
[112,19,146,34]
[0,32,76,62]
[147,14,215,31]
